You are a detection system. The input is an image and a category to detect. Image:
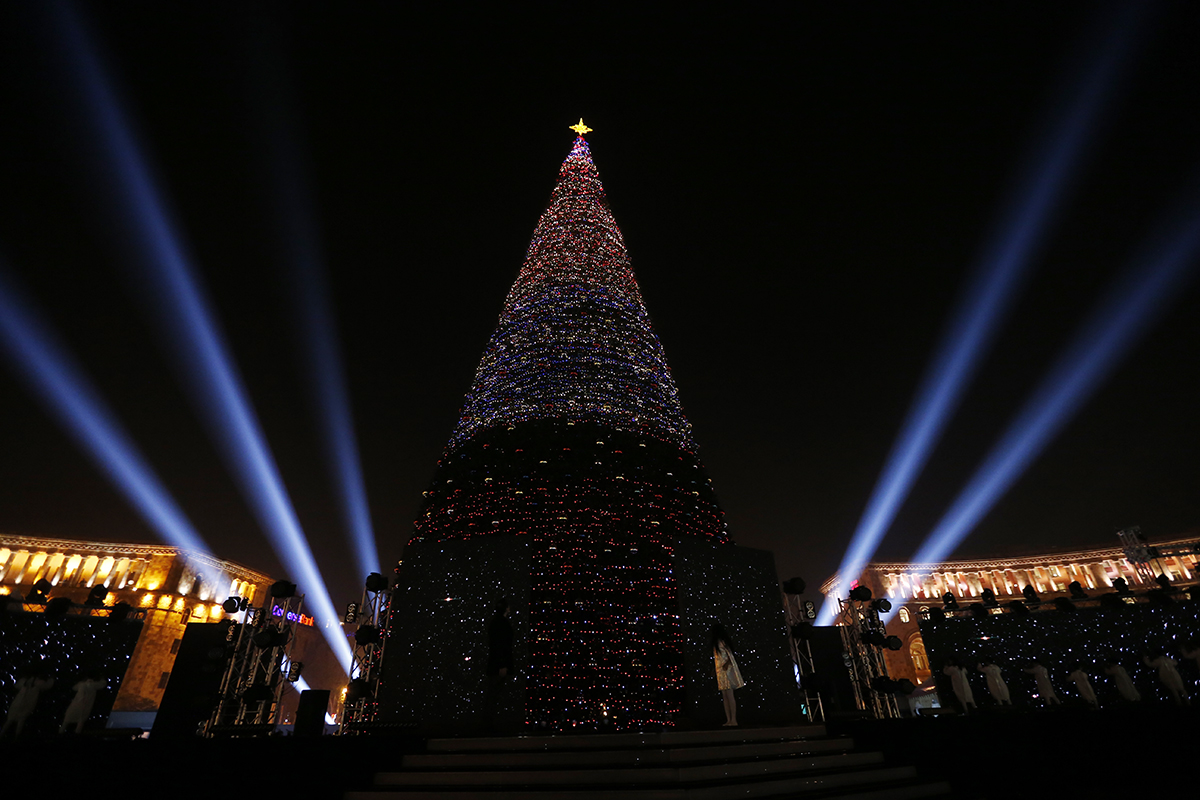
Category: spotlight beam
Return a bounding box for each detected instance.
[48,1,353,671]
[252,47,382,580]
[0,264,227,590]
[817,3,1144,624]
[883,188,1200,622]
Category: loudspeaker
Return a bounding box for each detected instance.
[152,621,232,739]
[294,689,330,738]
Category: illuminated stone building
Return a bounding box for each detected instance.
[0,533,270,713]
[378,131,798,733]
[820,534,1200,687]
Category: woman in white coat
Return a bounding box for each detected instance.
[712,624,744,726]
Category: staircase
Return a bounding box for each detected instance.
[346,724,950,799]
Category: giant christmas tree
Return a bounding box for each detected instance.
[380,126,793,733]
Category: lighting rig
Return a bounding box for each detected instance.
[780,577,823,723]
[205,579,303,736]
[836,585,904,719]
[339,572,392,733]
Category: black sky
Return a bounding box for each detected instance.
[0,2,1197,611]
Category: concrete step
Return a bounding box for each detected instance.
[380,751,884,786]
[346,764,924,799]
[425,725,828,753]
[404,736,855,769]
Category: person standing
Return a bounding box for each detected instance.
[1067,664,1099,708]
[1104,660,1141,703]
[483,597,513,732]
[977,661,1011,706]
[1023,660,1061,706]
[60,672,106,734]
[712,624,743,726]
[2,667,54,738]
[942,656,976,714]
[1144,652,1190,707]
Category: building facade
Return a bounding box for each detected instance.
[820,534,1200,687]
[0,533,271,712]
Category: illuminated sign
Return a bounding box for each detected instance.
[271,605,314,626]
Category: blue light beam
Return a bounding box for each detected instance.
[817,3,1144,624]
[48,1,353,672]
[882,188,1200,623]
[254,59,382,580]
[0,263,227,590]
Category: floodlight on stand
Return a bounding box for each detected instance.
[345,678,372,702]
[981,588,998,607]
[870,598,892,613]
[849,585,873,602]
[1068,581,1088,600]
[86,585,108,607]
[1022,585,1041,605]
[270,580,297,599]
[1112,577,1130,595]
[862,631,887,647]
[109,602,131,623]
[1155,574,1171,590]
[354,624,381,647]
[222,597,240,614]
[45,596,72,619]
[942,592,958,610]
[252,627,291,649]
[782,577,807,595]
[364,573,388,593]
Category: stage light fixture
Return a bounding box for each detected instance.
[221,597,240,614]
[782,577,806,595]
[968,603,989,618]
[1069,581,1088,600]
[109,602,132,623]
[816,3,1141,627]
[45,596,72,619]
[345,678,372,702]
[1112,577,1130,595]
[885,635,903,651]
[871,598,893,614]
[270,580,297,599]
[925,607,946,623]
[365,573,388,593]
[252,627,290,649]
[44,3,353,673]
[849,585,873,602]
[1022,585,1041,606]
[1053,597,1077,613]
[354,625,381,647]
[86,585,108,607]
[862,631,887,647]
[942,592,958,610]
[981,588,998,607]
[1007,600,1030,617]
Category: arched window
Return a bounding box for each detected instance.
[898,607,911,623]
[910,636,930,676]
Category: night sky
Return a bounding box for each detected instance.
[1,2,1197,614]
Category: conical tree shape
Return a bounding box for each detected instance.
[448,137,696,456]
[411,136,729,731]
